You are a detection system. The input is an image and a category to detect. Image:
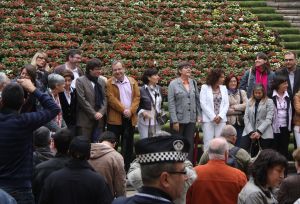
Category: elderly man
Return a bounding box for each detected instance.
[199,125,251,173]
[106,60,140,171]
[187,137,247,204]
[113,135,190,204]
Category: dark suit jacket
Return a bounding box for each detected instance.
[276,66,300,98]
[59,89,77,128]
[277,173,300,204]
[137,85,163,113]
[76,76,107,128]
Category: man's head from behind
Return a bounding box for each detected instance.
[98,131,117,148]
[135,135,189,201]
[52,128,72,154]
[208,137,229,161]
[33,126,51,148]
[1,82,24,111]
[69,136,91,160]
[220,125,237,144]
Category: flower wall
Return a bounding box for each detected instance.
[0,0,284,88]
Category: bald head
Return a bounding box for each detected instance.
[208,137,229,160]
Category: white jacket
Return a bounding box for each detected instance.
[200,84,229,122]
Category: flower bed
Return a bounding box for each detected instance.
[0,0,284,85]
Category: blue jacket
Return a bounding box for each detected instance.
[0,90,60,188]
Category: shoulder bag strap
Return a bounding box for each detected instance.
[247,68,252,89]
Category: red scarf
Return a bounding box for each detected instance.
[255,66,268,91]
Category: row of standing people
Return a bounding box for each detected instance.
[1,49,299,166]
[166,51,300,161]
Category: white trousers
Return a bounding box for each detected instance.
[202,122,226,151]
[138,122,161,139]
[294,126,300,148]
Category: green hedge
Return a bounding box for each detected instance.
[280,35,300,42]
[269,27,300,35]
[260,21,291,27]
[282,42,300,49]
[256,14,283,21]
[247,7,276,14]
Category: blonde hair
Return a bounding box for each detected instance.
[31,52,51,72]
[249,83,268,106]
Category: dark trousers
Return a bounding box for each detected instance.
[0,186,34,204]
[107,117,134,172]
[233,123,244,147]
[171,122,196,162]
[240,135,273,157]
[274,127,290,159]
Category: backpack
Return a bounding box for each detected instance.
[226,146,240,168]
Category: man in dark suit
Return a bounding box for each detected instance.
[276,51,300,98]
[76,58,107,142]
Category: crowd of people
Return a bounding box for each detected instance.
[0,48,299,204]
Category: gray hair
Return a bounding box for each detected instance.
[208,137,229,160]
[111,59,124,68]
[0,72,9,86]
[220,125,237,139]
[48,73,65,90]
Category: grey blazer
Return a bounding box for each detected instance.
[168,78,201,124]
[242,98,274,139]
[76,76,107,128]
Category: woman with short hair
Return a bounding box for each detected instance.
[137,68,162,138]
[45,73,66,132]
[271,75,292,159]
[168,61,201,161]
[225,74,248,146]
[238,149,288,204]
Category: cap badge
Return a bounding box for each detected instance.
[173,140,184,151]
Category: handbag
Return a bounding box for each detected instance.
[156,111,168,125]
[249,139,262,161]
[237,90,245,126]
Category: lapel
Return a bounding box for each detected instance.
[294,67,300,93]
[84,76,95,96]
[176,78,187,93]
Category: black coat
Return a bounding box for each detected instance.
[112,187,174,204]
[33,154,70,203]
[137,85,163,113]
[59,89,77,128]
[38,159,113,204]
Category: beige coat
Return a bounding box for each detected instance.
[227,90,248,126]
[88,143,126,198]
[294,91,300,126]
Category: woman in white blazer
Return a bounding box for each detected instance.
[200,68,229,150]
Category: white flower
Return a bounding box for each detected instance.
[239,18,244,21]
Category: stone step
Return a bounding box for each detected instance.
[291,22,300,27]
[283,16,300,22]
[267,2,300,9]
[268,0,300,2]
[276,10,300,15]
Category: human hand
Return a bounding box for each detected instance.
[94,112,103,120]
[142,111,152,119]
[213,116,221,124]
[123,109,132,118]
[172,123,180,132]
[17,78,36,93]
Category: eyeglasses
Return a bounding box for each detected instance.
[284,59,295,62]
[167,170,187,175]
